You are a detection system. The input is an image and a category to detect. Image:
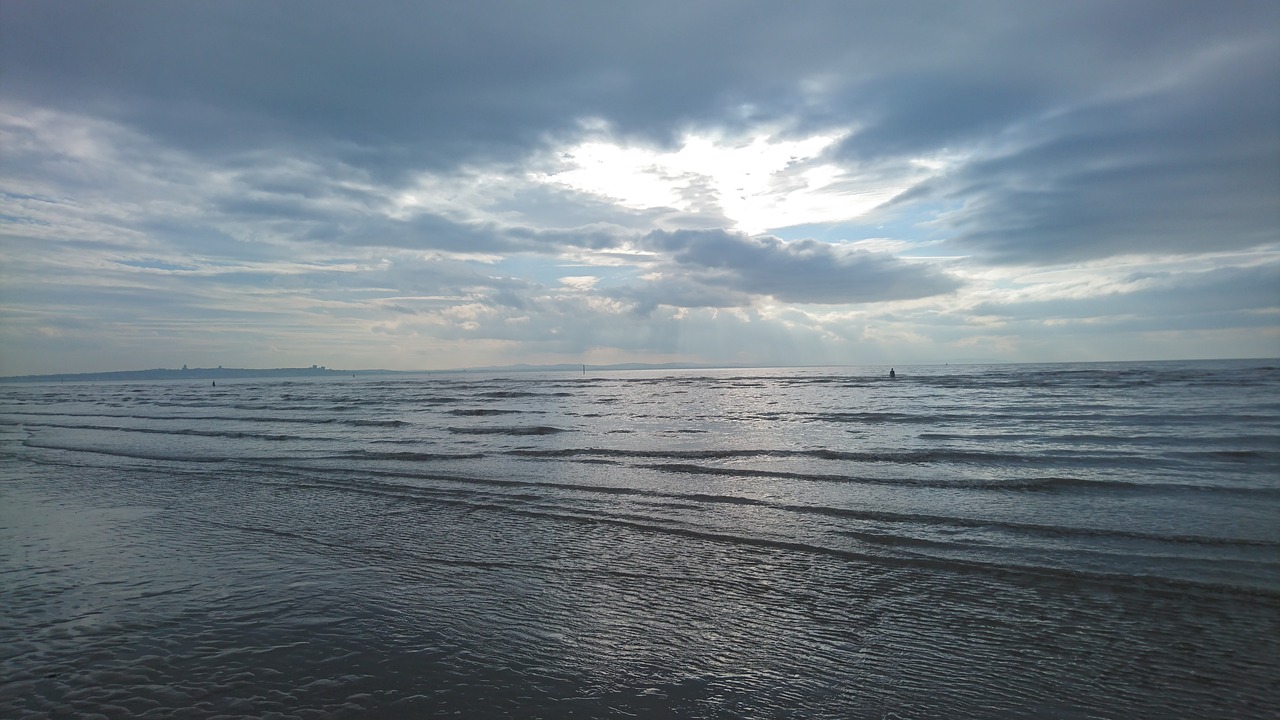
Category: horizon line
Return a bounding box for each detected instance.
[3,356,1278,383]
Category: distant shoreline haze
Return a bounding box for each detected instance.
[0,366,356,384]
[0,362,748,383]
[2,358,1275,384]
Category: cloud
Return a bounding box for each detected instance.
[895,33,1279,263]
[640,230,960,305]
[606,275,754,315]
[971,262,1280,326]
[2,1,1278,373]
[6,2,1269,172]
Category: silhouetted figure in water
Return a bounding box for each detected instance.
[889,368,896,379]
[212,381,216,387]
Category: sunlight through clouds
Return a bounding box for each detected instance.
[534,124,928,235]
[1,2,1276,373]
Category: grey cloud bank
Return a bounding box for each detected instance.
[1,0,1277,374]
[643,230,960,304]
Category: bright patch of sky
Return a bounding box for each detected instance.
[534,125,939,235]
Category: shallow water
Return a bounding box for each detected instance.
[2,360,1278,718]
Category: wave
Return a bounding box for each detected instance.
[447,426,568,436]
[634,462,1101,490]
[511,447,988,461]
[477,391,557,399]
[808,411,944,424]
[1169,449,1280,463]
[336,450,487,461]
[638,461,1277,496]
[511,447,1044,465]
[510,444,1277,475]
[21,438,234,464]
[837,529,963,550]
[406,497,1280,600]
[415,395,464,405]
[813,506,1280,548]
[0,409,395,427]
[241,462,1280,555]
[10,421,303,442]
[8,416,411,434]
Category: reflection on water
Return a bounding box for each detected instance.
[2,362,1278,718]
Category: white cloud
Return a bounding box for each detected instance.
[558,275,600,291]
[532,124,942,235]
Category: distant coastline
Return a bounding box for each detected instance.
[5,357,1266,384]
[0,361,749,384]
[0,365,360,384]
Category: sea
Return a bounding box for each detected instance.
[1,359,1277,719]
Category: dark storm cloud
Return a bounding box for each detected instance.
[641,230,959,305]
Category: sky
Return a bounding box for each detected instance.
[1,1,1278,374]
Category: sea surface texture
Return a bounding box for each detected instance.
[2,360,1278,719]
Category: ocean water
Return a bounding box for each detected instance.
[1,359,1278,719]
